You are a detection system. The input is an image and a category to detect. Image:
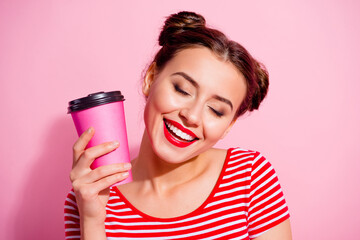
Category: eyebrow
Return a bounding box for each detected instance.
[171,72,234,110]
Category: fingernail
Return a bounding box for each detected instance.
[87,127,93,133]
[123,163,132,169]
[110,141,119,148]
[122,171,129,177]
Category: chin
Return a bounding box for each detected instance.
[144,115,217,164]
[153,139,215,165]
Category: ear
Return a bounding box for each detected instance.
[220,120,236,139]
[142,62,157,97]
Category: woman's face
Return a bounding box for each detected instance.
[143,47,247,163]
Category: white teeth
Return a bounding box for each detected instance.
[165,120,195,141]
[180,132,186,139]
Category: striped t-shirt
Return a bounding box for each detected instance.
[65,148,290,239]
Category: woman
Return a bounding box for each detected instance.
[65,11,292,240]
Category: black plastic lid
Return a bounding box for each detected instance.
[67,91,125,113]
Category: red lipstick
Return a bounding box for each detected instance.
[163,119,198,148]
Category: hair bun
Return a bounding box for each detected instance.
[159,11,206,46]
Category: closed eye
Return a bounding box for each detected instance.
[209,106,224,117]
[174,84,190,96]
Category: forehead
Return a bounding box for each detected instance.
[158,47,247,105]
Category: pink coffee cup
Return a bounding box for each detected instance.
[68,91,132,185]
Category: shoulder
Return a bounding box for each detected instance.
[224,147,276,176]
[207,147,275,180]
[209,147,267,163]
[226,147,266,163]
[210,147,259,157]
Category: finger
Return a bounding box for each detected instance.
[73,127,95,163]
[76,140,120,169]
[84,162,132,184]
[91,171,130,192]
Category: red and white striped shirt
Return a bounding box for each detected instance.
[65,148,290,239]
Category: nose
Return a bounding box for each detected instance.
[179,101,202,127]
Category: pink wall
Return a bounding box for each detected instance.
[1,0,359,239]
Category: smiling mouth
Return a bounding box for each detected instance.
[163,119,199,147]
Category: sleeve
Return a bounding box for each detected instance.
[64,189,81,239]
[247,152,290,239]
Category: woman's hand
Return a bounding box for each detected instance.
[70,127,131,225]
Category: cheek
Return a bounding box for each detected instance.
[203,117,231,141]
[144,87,180,124]
[143,102,152,135]
[150,87,181,113]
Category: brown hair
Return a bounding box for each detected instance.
[149,11,269,118]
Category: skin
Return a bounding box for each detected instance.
[70,47,292,239]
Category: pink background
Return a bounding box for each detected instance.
[1,0,359,239]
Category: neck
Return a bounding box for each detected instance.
[131,131,209,195]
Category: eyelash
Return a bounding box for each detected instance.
[209,106,224,117]
[174,84,224,117]
[174,84,190,96]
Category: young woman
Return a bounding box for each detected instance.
[65,11,292,240]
